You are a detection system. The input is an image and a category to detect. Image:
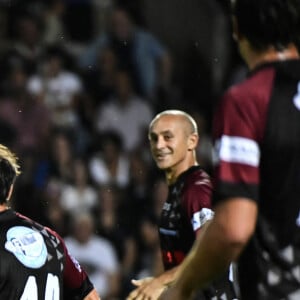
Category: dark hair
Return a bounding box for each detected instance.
[0,159,17,204]
[231,0,300,50]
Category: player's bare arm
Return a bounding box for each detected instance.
[160,197,258,299]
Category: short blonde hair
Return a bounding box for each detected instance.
[0,144,21,176]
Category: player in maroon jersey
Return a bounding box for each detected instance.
[127,110,236,299]
[160,0,300,299]
[0,143,100,299]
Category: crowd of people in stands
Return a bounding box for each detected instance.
[0,1,234,299]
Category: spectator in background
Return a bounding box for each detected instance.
[60,157,98,217]
[89,131,130,188]
[93,183,138,298]
[79,6,172,100]
[123,151,154,229]
[94,70,153,152]
[43,178,70,237]
[65,212,120,299]
[0,65,51,156]
[1,14,44,77]
[42,0,67,46]
[48,130,75,184]
[133,214,163,283]
[27,46,83,131]
[82,47,118,107]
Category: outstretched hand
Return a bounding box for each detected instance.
[158,285,189,300]
[126,277,166,300]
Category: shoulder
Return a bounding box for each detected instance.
[179,168,213,216]
[221,66,275,110]
[182,167,212,202]
[214,66,276,141]
[184,168,212,190]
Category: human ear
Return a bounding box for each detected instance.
[188,133,198,151]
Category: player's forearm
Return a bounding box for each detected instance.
[158,266,180,286]
[83,288,101,300]
[173,197,257,297]
[173,217,244,297]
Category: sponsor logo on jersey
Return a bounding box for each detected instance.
[5,226,48,269]
[192,208,214,231]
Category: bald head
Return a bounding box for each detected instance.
[149,110,198,137]
[148,110,199,181]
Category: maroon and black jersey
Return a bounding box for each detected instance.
[213,60,300,300]
[0,209,94,299]
[159,166,237,299]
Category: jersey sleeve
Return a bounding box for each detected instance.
[47,228,94,299]
[212,85,265,205]
[182,172,214,232]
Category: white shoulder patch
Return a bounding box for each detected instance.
[192,208,214,231]
[214,135,260,167]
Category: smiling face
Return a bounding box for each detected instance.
[149,113,198,182]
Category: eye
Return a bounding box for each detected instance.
[149,133,158,143]
[164,135,173,141]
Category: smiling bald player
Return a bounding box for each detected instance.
[127,110,237,300]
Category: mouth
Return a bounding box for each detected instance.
[155,152,170,160]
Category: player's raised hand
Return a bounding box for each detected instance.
[127,277,166,300]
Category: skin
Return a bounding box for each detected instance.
[148,113,198,185]
[159,14,300,300]
[127,113,199,300]
[0,185,101,300]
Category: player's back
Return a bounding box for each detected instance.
[0,209,65,299]
[239,59,300,299]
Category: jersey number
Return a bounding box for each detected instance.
[20,273,59,300]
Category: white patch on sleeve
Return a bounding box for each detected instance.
[214,135,260,167]
[192,208,214,231]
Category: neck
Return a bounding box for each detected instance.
[165,160,198,185]
[244,43,300,70]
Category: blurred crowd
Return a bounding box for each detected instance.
[0,0,239,299]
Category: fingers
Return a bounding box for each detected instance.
[126,288,146,300]
[127,285,165,300]
[127,277,157,300]
[126,285,145,300]
[126,286,151,300]
[131,279,143,287]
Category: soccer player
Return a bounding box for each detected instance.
[127,110,236,299]
[160,0,300,299]
[0,144,100,299]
